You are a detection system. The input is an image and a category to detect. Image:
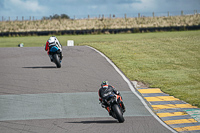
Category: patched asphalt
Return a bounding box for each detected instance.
[0,46,173,133]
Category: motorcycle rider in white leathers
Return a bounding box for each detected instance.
[45,36,63,62]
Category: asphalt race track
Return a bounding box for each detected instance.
[0,46,173,133]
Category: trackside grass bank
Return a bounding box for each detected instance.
[0,30,200,107]
[1,14,200,33]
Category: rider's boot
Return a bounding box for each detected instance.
[49,55,53,62]
[121,102,126,113]
[60,52,63,60]
[106,107,112,116]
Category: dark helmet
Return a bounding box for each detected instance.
[101,81,108,87]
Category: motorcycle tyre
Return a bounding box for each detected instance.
[112,104,125,123]
[53,54,61,68]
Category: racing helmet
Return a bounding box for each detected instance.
[101,81,108,87]
[48,37,55,44]
[52,36,58,41]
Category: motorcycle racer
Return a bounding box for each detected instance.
[45,36,63,62]
[98,81,125,114]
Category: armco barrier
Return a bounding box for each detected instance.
[0,25,200,36]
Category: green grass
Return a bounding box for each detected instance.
[0,31,200,107]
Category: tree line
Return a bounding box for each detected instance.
[42,14,70,20]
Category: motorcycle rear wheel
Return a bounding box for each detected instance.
[53,54,61,68]
[112,104,125,123]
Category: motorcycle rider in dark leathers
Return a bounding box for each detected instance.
[98,81,125,115]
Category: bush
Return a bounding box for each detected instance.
[42,14,70,20]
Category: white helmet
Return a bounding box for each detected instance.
[48,36,56,44]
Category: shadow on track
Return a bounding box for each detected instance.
[23,66,56,69]
[67,120,118,124]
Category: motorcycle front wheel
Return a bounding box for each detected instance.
[112,104,125,123]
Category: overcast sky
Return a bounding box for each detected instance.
[0,0,200,20]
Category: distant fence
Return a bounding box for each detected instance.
[1,25,200,36]
[1,10,199,21]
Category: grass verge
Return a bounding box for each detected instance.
[77,31,200,107]
[0,31,200,107]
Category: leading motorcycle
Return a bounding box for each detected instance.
[49,45,62,68]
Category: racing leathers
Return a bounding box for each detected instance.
[98,85,125,114]
[45,36,63,61]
